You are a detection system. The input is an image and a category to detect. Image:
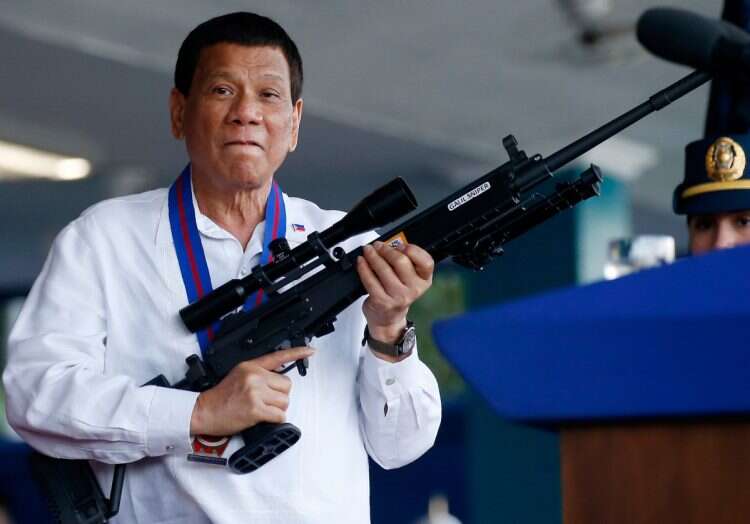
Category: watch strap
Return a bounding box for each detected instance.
[362,320,416,357]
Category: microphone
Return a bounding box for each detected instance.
[637,7,750,74]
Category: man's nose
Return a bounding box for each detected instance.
[229,94,262,125]
[713,222,738,250]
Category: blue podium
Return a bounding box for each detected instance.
[433,244,750,523]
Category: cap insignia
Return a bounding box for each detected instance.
[705,137,746,182]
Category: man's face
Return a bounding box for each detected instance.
[169,43,303,192]
[688,211,750,255]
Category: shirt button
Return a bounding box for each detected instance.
[166,445,175,451]
[385,378,396,386]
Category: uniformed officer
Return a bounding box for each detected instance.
[674,134,750,254]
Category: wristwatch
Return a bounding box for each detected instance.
[363,320,417,358]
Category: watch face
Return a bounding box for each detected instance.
[400,327,417,354]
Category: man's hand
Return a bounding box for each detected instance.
[356,241,434,347]
[189,346,314,436]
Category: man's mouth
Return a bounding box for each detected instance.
[225,140,263,150]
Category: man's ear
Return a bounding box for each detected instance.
[289,98,304,152]
[169,88,187,140]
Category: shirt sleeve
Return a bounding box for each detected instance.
[357,334,442,470]
[2,220,197,464]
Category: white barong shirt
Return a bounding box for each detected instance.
[4,185,441,524]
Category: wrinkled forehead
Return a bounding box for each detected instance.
[194,43,291,80]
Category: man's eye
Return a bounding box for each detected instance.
[212,86,232,96]
[737,216,750,227]
[691,219,713,231]
[262,91,281,99]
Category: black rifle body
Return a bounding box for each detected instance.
[197,158,600,384]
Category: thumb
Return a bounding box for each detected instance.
[253,346,315,370]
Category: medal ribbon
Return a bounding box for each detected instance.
[169,164,286,355]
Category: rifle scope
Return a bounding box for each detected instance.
[180,177,417,332]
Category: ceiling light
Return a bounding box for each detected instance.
[0,139,91,181]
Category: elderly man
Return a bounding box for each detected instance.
[3,12,440,524]
[674,134,750,254]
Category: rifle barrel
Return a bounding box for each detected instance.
[545,70,710,173]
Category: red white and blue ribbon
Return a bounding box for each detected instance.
[169,165,286,355]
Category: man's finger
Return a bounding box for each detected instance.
[263,389,290,411]
[403,244,435,281]
[266,372,293,394]
[378,244,420,284]
[357,254,388,300]
[254,346,315,371]
[258,405,287,424]
[363,244,408,296]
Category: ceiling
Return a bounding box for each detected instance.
[0,0,722,287]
